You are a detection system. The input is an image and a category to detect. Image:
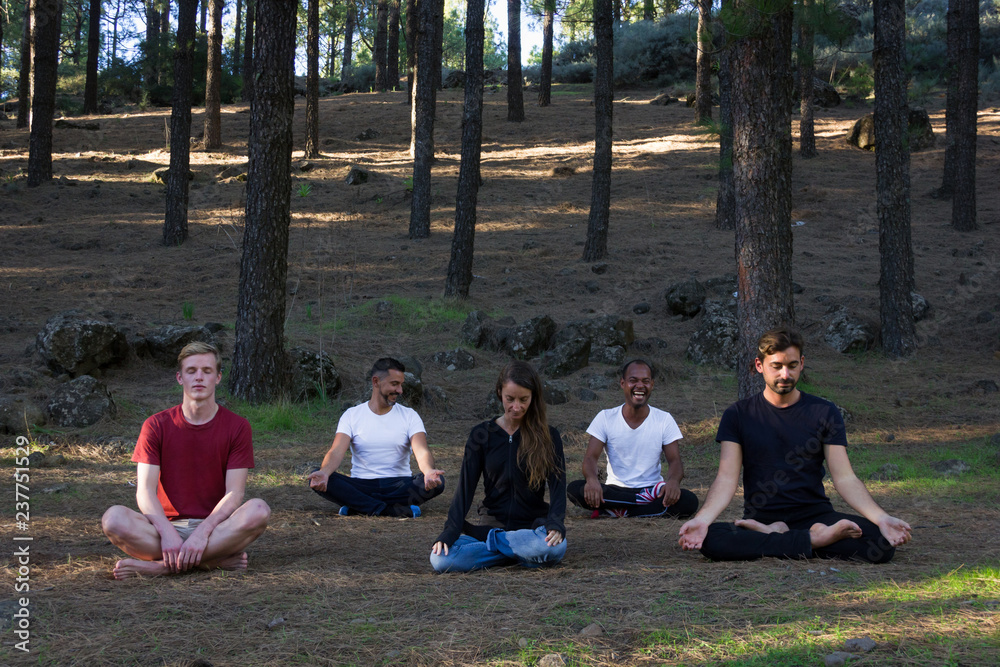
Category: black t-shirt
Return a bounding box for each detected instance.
[716,392,847,521]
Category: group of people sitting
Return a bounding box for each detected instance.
[102,328,911,579]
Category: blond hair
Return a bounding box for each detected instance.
[177,341,221,372]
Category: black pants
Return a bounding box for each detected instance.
[700,507,896,563]
[567,479,699,518]
[311,472,445,516]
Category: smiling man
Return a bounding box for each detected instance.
[678,328,911,562]
[102,342,270,579]
[306,357,445,517]
[567,358,698,518]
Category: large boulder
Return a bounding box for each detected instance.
[36,312,128,377]
[47,375,116,427]
[542,379,570,405]
[400,372,423,407]
[824,307,877,353]
[911,292,930,322]
[793,76,841,108]
[846,108,935,152]
[432,348,476,371]
[666,279,707,318]
[543,337,591,377]
[0,397,47,435]
[462,311,510,351]
[686,301,739,368]
[140,325,217,366]
[286,347,341,401]
[443,70,466,89]
[504,315,558,359]
[552,315,634,365]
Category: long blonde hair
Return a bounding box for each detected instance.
[496,361,558,490]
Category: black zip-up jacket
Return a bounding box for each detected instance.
[436,419,567,548]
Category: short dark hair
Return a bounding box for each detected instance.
[756,328,804,361]
[369,357,405,380]
[620,358,655,380]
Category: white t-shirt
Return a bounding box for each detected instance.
[586,404,683,488]
[336,403,426,478]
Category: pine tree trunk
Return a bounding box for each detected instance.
[27,0,63,187]
[17,1,31,128]
[233,0,242,76]
[305,0,320,157]
[506,0,523,122]
[406,0,416,95]
[940,0,959,199]
[730,0,796,398]
[538,0,554,107]
[715,0,735,230]
[951,0,978,231]
[203,0,223,149]
[72,3,82,64]
[433,0,444,91]
[163,0,198,246]
[242,0,255,103]
[161,0,169,34]
[799,0,816,158]
[83,0,100,113]
[583,0,613,262]
[695,0,712,124]
[643,0,654,20]
[873,0,915,358]
[199,0,206,32]
[375,0,388,91]
[229,0,297,404]
[409,0,437,239]
[342,3,355,79]
[145,1,160,92]
[444,0,486,298]
[388,0,401,89]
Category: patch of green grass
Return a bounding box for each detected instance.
[182,301,194,320]
[235,398,341,443]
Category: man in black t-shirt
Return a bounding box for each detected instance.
[678,328,911,563]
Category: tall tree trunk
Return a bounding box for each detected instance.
[305,0,320,157]
[83,0,100,113]
[233,0,243,76]
[375,0,388,90]
[433,0,443,91]
[538,0,554,107]
[873,0,915,357]
[799,0,816,157]
[643,0,654,20]
[27,0,63,187]
[939,0,959,199]
[695,0,712,124]
[161,0,169,32]
[951,0,978,232]
[144,1,160,93]
[342,2,354,79]
[715,0,735,230]
[731,0,796,398]
[72,2,82,63]
[445,0,486,298]
[230,0,297,404]
[409,0,437,239]
[199,0,205,32]
[163,0,197,246]
[204,0,223,148]
[387,0,401,89]
[506,0,523,121]
[17,0,31,128]
[405,0,415,95]
[583,0,613,262]
[242,0,255,102]
[0,8,5,98]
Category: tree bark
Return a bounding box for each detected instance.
[17,0,31,128]
[229,0,297,404]
[233,0,243,76]
[433,0,444,91]
[203,0,223,149]
[940,0,959,199]
[387,0,401,89]
[161,0,169,34]
[163,0,197,246]
[798,0,816,157]
[409,0,438,239]
[444,0,486,298]
[242,0,255,103]
[199,0,205,32]
[583,0,613,262]
[375,0,388,91]
[506,0,523,121]
[144,1,160,93]
[405,0,415,95]
[342,2,355,79]
[83,0,100,114]
[730,0,796,398]
[715,0,735,230]
[951,0,978,232]
[305,0,320,157]
[643,0,654,20]
[27,0,63,187]
[538,0,554,107]
[695,0,712,124]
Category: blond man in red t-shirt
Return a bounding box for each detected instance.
[101,342,270,579]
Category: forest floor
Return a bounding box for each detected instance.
[0,84,999,666]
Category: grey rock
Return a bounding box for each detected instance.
[47,375,116,427]
[355,128,380,141]
[36,312,128,377]
[666,278,707,317]
[286,347,342,401]
[423,385,447,407]
[478,391,503,419]
[153,166,196,182]
[141,325,217,365]
[911,292,929,322]
[344,166,369,185]
[630,337,670,355]
[537,655,567,667]
[823,307,877,354]
[975,311,994,324]
[590,345,626,366]
[824,651,857,667]
[591,262,608,275]
[461,311,509,351]
[869,463,900,481]
[505,315,558,359]
[931,459,970,476]
[991,433,1000,448]
[585,280,600,293]
[574,387,598,402]
[686,301,738,369]
[42,483,68,494]
[963,379,999,395]
[543,379,570,406]
[579,622,604,636]
[217,162,249,180]
[399,372,423,407]
[432,348,475,371]
[553,315,634,351]
[443,69,466,88]
[844,637,876,653]
[649,92,676,105]
[633,302,650,315]
[203,322,226,333]
[394,355,423,379]
[847,108,935,152]
[266,617,286,630]
[39,453,66,467]
[543,337,591,377]
[0,397,47,435]
[27,451,46,466]
[587,374,615,391]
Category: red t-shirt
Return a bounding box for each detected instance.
[132,405,254,520]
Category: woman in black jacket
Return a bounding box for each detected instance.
[430,361,567,572]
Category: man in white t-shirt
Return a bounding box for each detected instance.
[568,358,698,518]
[306,358,445,517]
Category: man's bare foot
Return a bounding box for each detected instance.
[200,552,249,572]
[810,519,862,548]
[113,558,169,580]
[735,519,790,534]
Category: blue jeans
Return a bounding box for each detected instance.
[430,526,567,573]
[311,472,445,516]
